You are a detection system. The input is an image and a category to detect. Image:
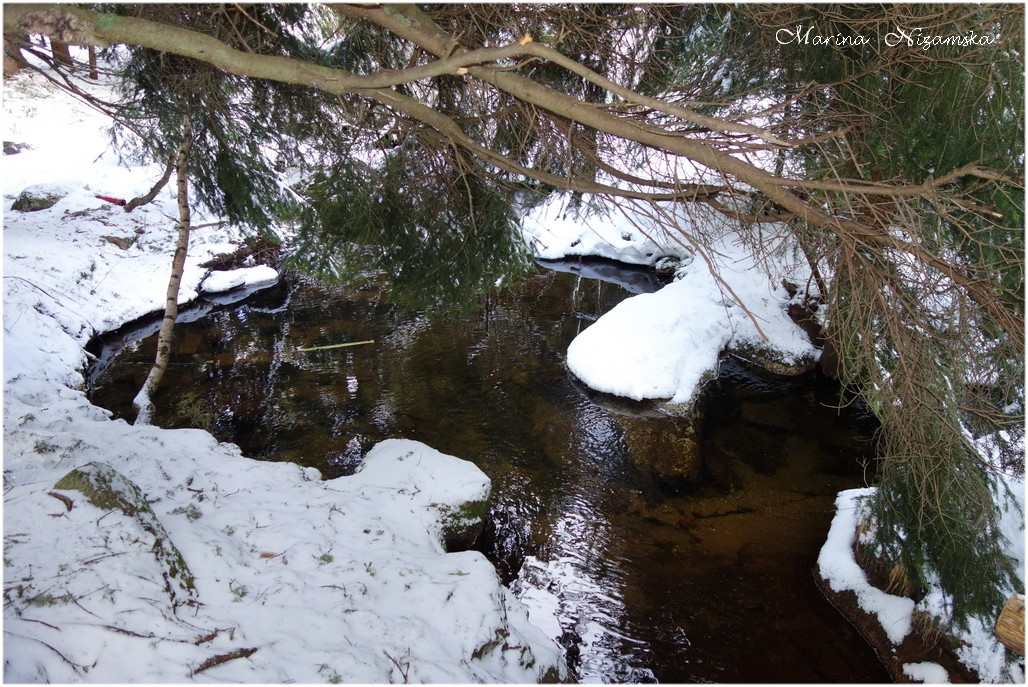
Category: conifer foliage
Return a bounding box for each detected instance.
[103,4,331,234]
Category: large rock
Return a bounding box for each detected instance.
[352,439,492,552]
[53,461,197,608]
[11,182,75,212]
[730,341,817,377]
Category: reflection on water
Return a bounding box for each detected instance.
[88,262,887,683]
[536,257,672,295]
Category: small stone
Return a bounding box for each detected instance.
[3,141,31,155]
[102,235,137,250]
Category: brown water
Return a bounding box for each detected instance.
[88,261,889,683]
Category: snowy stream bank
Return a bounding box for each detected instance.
[3,72,563,682]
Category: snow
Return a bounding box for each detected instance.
[201,265,279,293]
[904,661,951,683]
[3,70,564,682]
[522,192,684,266]
[818,488,1025,683]
[817,489,916,644]
[521,158,1024,684]
[564,233,817,404]
[948,473,1025,683]
[525,196,818,405]
[11,181,77,203]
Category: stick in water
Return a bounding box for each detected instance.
[297,340,375,352]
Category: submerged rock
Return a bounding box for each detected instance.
[591,388,711,486]
[619,410,702,485]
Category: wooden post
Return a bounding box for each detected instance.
[995,593,1024,655]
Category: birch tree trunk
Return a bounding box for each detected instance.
[133,117,193,425]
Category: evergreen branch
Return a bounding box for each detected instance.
[7,3,1019,347]
[349,3,1025,346]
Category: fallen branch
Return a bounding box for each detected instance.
[193,627,236,645]
[47,491,74,511]
[297,340,375,352]
[5,632,93,673]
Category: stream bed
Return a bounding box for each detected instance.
[88,259,889,683]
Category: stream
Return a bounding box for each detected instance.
[87,259,889,683]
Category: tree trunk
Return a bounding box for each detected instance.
[995,593,1025,655]
[49,37,72,67]
[132,117,193,425]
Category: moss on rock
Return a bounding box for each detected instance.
[54,462,196,606]
[11,183,73,212]
[435,494,491,552]
[620,410,702,485]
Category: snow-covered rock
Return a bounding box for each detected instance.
[200,265,279,293]
[818,487,1025,683]
[522,193,688,266]
[563,233,818,406]
[10,181,76,211]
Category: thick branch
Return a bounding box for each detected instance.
[4,4,538,90]
[123,155,175,212]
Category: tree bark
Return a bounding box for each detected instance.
[132,117,193,425]
[49,37,71,67]
[87,44,97,79]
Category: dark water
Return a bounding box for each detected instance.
[88,259,889,683]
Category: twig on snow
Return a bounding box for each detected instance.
[47,491,74,512]
[189,647,258,676]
